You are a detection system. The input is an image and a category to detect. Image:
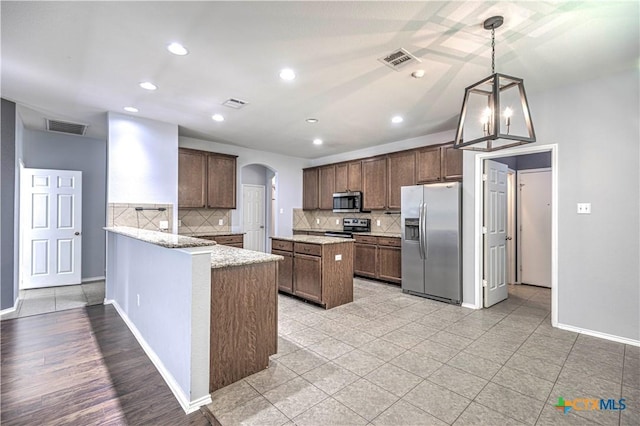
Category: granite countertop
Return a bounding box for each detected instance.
[292,228,401,239]
[210,245,282,269]
[272,235,354,244]
[180,231,245,237]
[105,226,217,249]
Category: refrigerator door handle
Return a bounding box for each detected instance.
[422,203,428,259]
[418,202,425,260]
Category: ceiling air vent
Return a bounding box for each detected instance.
[378,48,421,71]
[222,98,249,109]
[45,119,88,136]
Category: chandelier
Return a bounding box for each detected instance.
[454,16,536,151]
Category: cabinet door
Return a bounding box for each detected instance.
[273,249,293,293]
[387,151,416,210]
[416,146,442,184]
[335,163,348,193]
[319,165,336,210]
[207,153,237,208]
[378,246,401,284]
[354,243,377,278]
[442,144,463,181]
[347,161,362,192]
[294,253,322,303]
[362,157,387,210]
[302,168,319,210]
[178,149,207,208]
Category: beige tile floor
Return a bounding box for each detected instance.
[208,278,639,426]
[0,280,105,320]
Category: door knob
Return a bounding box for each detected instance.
[260,225,265,229]
[75,232,81,236]
[505,236,512,240]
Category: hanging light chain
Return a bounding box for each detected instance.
[491,25,496,74]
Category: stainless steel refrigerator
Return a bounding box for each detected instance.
[401,182,462,304]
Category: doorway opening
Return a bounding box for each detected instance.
[240,164,277,252]
[473,144,558,326]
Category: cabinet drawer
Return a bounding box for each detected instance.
[294,242,322,257]
[354,235,377,245]
[377,237,401,247]
[214,235,243,245]
[272,239,293,252]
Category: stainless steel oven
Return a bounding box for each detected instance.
[332,191,362,213]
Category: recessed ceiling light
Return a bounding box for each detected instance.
[139,81,157,91]
[167,42,189,56]
[212,114,224,122]
[123,106,139,113]
[391,116,404,124]
[306,118,318,123]
[313,138,323,145]
[279,68,296,81]
[411,70,425,78]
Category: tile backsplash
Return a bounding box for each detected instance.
[293,209,401,234]
[178,208,231,234]
[107,203,173,231]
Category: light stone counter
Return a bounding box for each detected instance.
[210,245,282,269]
[105,226,216,249]
[180,231,245,238]
[271,235,354,244]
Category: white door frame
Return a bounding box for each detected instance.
[506,169,517,285]
[473,144,558,326]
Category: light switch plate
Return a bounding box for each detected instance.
[577,203,591,214]
[159,220,169,229]
[280,208,284,214]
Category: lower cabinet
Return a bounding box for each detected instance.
[271,238,353,309]
[199,234,244,248]
[354,235,401,284]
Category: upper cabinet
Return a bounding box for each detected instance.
[387,151,416,210]
[362,156,387,210]
[178,148,237,209]
[318,165,336,210]
[302,168,319,210]
[301,142,461,212]
[178,149,207,208]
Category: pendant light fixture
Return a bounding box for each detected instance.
[454,16,536,151]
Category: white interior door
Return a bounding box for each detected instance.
[242,184,265,252]
[484,159,508,307]
[21,168,82,289]
[518,169,552,287]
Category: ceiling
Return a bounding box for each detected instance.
[2,1,638,159]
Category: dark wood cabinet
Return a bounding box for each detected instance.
[213,234,244,248]
[387,151,416,210]
[319,165,336,210]
[271,238,354,309]
[362,157,387,210]
[178,148,237,209]
[335,161,362,192]
[442,143,463,181]
[302,168,319,210]
[354,235,401,284]
[207,153,237,209]
[293,253,322,303]
[272,249,293,293]
[335,163,348,193]
[417,146,442,184]
[178,149,207,208]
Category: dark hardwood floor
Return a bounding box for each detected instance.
[1,304,211,425]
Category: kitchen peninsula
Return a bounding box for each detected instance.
[104,227,281,412]
[271,235,354,309]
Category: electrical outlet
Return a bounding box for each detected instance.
[280,208,284,214]
[336,219,340,225]
[335,254,342,261]
[316,218,320,224]
[218,219,224,226]
[376,219,381,227]
[137,294,140,307]
[577,203,591,214]
[178,219,182,226]
[159,220,169,229]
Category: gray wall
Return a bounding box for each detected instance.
[495,152,551,170]
[462,68,639,341]
[1,99,17,309]
[23,129,107,280]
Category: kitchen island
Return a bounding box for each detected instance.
[271,235,354,309]
[104,227,281,412]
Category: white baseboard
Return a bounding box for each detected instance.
[557,322,640,347]
[0,297,20,316]
[461,302,480,310]
[82,276,106,283]
[105,299,212,413]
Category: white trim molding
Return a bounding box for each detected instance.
[82,276,106,283]
[557,322,640,347]
[461,302,480,310]
[105,299,212,413]
[0,298,20,316]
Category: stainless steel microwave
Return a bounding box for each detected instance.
[333,191,362,213]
